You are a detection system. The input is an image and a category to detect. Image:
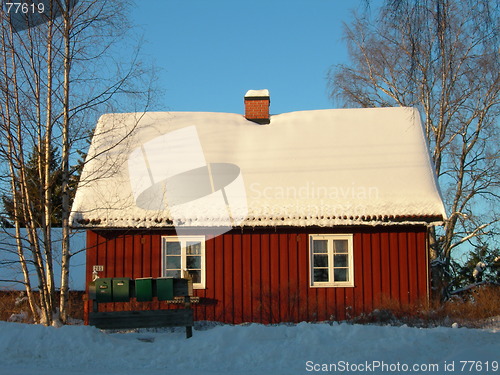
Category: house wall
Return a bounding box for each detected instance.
[84,226,430,324]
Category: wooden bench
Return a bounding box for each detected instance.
[88,277,194,338]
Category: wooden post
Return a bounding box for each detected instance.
[185,295,192,339]
[83,294,89,325]
[180,271,194,338]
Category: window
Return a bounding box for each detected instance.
[309,234,354,287]
[162,236,205,289]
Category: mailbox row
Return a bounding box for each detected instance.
[89,277,187,303]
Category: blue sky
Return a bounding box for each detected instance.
[132,0,373,115]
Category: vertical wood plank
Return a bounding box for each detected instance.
[287,234,299,322]
[124,234,133,284]
[260,233,271,324]
[380,232,391,303]
[371,232,382,308]
[353,232,364,317]
[86,231,98,288]
[242,234,252,322]
[106,235,116,278]
[389,232,400,303]
[298,232,309,322]
[363,232,373,314]
[279,233,289,321]
[316,288,327,321]
[214,234,225,323]
[222,234,236,324]
[251,233,262,323]
[151,234,161,278]
[336,288,346,321]
[399,232,410,305]
[143,234,152,277]
[269,233,280,323]
[114,235,124,278]
[416,231,428,300]
[133,235,143,279]
[407,231,418,304]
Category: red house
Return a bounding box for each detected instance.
[70,90,447,324]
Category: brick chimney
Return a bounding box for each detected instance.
[244,89,270,124]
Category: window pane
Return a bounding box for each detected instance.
[166,270,181,278]
[334,254,348,267]
[333,240,348,253]
[188,270,201,283]
[334,268,348,282]
[313,240,328,253]
[166,241,181,255]
[186,255,201,269]
[313,254,328,268]
[313,268,329,282]
[166,256,181,269]
[186,241,202,255]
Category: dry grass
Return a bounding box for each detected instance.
[351,285,500,328]
[1,285,498,328]
[0,290,85,323]
[0,291,27,322]
[443,285,500,328]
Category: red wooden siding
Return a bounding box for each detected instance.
[84,226,430,324]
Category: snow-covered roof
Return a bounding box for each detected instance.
[70,107,447,229]
[245,89,269,98]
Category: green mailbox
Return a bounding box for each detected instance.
[135,278,153,302]
[95,278,113,303]
[156,278,174,301]
[112,278,131,302]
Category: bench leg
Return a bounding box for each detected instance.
[186,326,192,339]
[184,295,193,339]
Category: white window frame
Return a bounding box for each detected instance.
[161,235,206,289]
[309,234,354,287]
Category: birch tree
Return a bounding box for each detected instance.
[0,0,155,324]
[328,0,499,296]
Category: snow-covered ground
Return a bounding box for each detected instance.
[1,321,498,375]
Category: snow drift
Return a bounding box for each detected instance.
[0,321,498,375]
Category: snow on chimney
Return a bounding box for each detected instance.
[244,89,270,124]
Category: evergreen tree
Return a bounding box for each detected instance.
[2,145,64,226]
[451,245,500,288]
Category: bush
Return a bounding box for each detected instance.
[350,284,500,328]
[0,290,85,323]
[444,284,500,327]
